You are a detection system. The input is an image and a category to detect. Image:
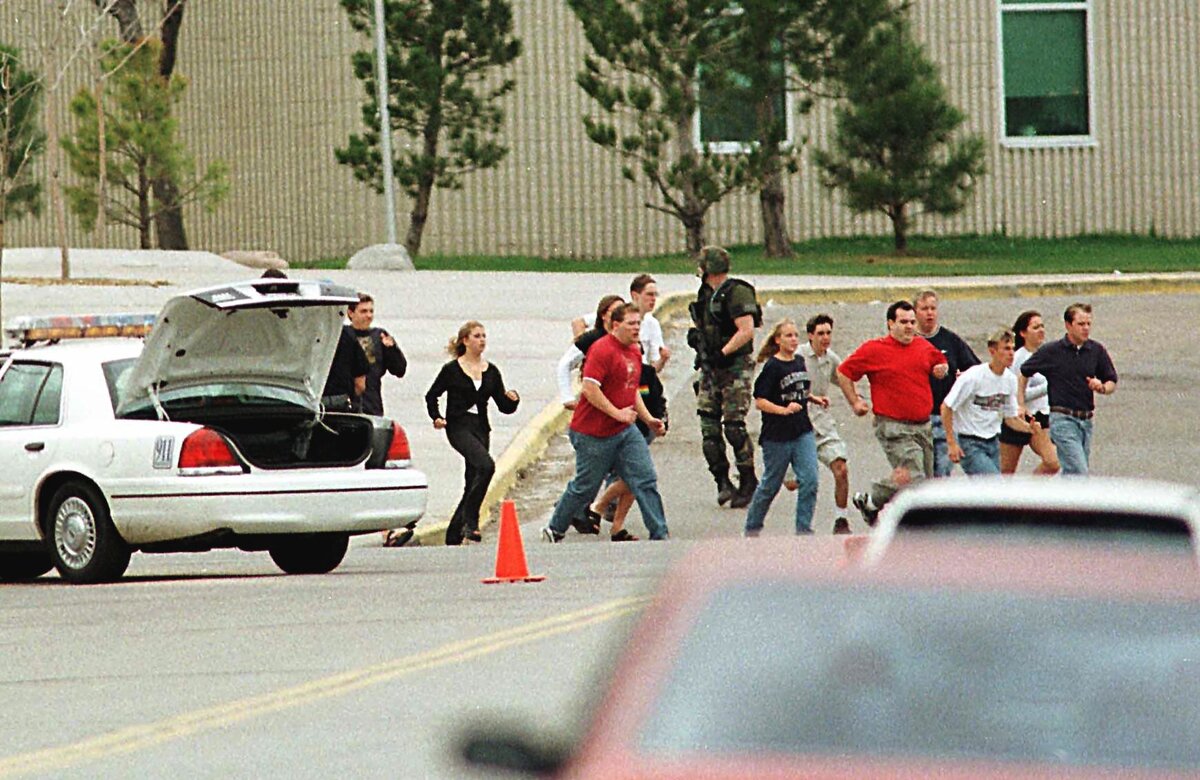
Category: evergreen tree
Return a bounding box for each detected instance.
[1,44,46,336]
[716,0,899,257]
[1,44,45,246]
[812,20,985,254]
[61,39,227,249]
[568,0,748,257]
[336,0,521,258]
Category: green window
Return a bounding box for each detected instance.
[1000,1,1091,140]
[698,68,787,150]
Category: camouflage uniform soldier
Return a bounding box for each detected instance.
[687,246,763,508]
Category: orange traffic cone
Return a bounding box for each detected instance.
[482,499,546,584]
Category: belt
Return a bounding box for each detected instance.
[1050,406,1094,420]
[874,414,930,426]
[959,433,999,442]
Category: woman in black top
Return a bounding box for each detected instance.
[425,321,520,545]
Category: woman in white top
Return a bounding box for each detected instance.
[1000,310,1060,475]
[556,295,624,409]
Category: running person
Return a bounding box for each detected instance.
[743,319,825,537]
[941,329,1031,475]
[1018,303,1117,476]
[798,314,852,534]
[426,322,520,545]
[1000,310,1060,475]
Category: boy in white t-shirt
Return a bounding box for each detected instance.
[630,273,670,371]
[940,328,1033,475]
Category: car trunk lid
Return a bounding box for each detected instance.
[118,279,358,415]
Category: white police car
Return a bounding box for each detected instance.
[0,279,427,583]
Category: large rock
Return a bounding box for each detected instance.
[221,250,289,270]
[346,244,414,271]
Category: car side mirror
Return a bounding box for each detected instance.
[458,725,569,776]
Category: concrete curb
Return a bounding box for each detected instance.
[409,272,1200,547]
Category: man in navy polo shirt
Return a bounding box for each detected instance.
[1018,303,1118,475]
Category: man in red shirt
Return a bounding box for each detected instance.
[836,300,949,524]
[542,304,670,542]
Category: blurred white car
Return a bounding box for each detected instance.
[0,279,427,584]
[863,476,1200,567]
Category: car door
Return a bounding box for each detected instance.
[0,361,63,540]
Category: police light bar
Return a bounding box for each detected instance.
[4,313,157,346]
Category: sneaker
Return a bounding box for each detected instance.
[541,526,564,544]
[852,492,879,527]
[832,516,851,535]
[744,528,762,538]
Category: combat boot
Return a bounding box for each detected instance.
[729,467,758,509]
[714,472,736,506]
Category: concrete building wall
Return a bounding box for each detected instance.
[3,1,1197,262]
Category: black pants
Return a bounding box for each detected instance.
[444,415,494,545]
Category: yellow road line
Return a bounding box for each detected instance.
[0,596,650,778]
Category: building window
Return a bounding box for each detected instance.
[696,68,790,154]
[999,0,1093,146]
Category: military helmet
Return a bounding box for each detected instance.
[696,245,730,277]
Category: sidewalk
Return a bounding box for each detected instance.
[5,248,1199,544]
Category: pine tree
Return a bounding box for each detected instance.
[61,39,227,249]
[336,0,521,258]
[812,20,986,254]
[710,0,898,258]
[568,0,748,257]
[1,44,46,335]
[1,44,45,241]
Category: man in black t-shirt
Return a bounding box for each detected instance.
[323,326,368,411]
[347,293,408,416]
[915,290,981,477]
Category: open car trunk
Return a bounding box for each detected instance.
[203,409,375,469]
[125,404,376,469]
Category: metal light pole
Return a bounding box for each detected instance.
[373,0,398,246]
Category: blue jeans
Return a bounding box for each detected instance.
[1049,413,1092,475]
[744,433,818,535]
[549,426,669,539]
[958,434,1000,475]
[930,414,953,477]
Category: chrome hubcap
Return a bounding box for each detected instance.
[55,497,96,569]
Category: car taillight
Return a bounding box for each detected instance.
[178,428,244,475]
[385,422,411,466]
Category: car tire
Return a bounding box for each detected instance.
[0,551,54,582]
[46,482,131,584]
[268,533,349,575]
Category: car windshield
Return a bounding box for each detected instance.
[641,582,1200,770]
[896,507,1193,551]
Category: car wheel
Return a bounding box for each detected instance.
[46,482,131,584]
[0,551,54,582]
[268,533,349,575]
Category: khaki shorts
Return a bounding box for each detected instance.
[815,430,848,467]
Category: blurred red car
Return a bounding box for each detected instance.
[462,537,1200,779]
